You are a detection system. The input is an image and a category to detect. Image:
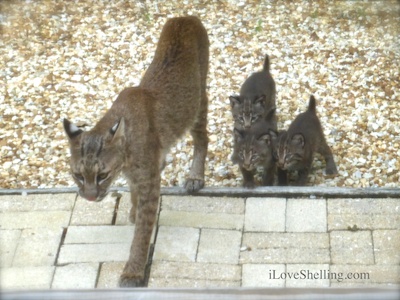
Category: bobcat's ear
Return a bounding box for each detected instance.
[291,133,305,148]
[229,95,241,108]
[63,118,83,141]
[110,118,125,145]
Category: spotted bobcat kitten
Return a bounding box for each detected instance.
[275,95,338,185]
[63,17,209,287]
[231,109,277,188]
[230,54,276,130]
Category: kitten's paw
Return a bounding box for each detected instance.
[326,167,338,175]
[243,181,255,189]
[185,178,204,193]
[119,273,145,288]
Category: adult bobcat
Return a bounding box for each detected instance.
[63,16,209,287]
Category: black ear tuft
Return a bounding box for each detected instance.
[63,118,83,140]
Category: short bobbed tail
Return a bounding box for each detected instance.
[262,54,270,72]
[308,95,317,113]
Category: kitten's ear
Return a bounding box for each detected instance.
[265,106,276,121]
[233,128,244,142]
[268,130,278,143]
[110,118,125,145]
[291,134,305,148]
[229,95,241,108]
[254,95,266,106]
[63,118,83,141]
[258,133,272,145]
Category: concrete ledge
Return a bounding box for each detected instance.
[1,186,400,198]
[1,287,399,300]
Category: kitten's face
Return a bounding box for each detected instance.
[232,129,273,171]
[64,119,126,202]
[276,133,305,171]
[230,95,265,129]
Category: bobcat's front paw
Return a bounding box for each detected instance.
[185,178,204,193]
[119,272,145,288]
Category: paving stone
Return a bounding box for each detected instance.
[285,264,330,287]
[64,225,135,244]
[330,231,374,264]
[13,228,63,267]
[240,248,330,264]
[330,264,400,285]
[153,226,199,262]
[97,262,125,288]
[52,263,99,289]
[149,261,241,282]
[0,229,21,267]
[286,198,327,232]
[115,193,133,225]
[70,194,117,225]
[0,211,71,229]
[148,278,240,288]
[242,232,329,249]
[0,194,76,212]
[158,210,243,230]
[244,198,286,232]
[197,229,241,264]
[58,243,131,264]
[241,232,329,264]
[0,266,55,289]
[242,264,285,287]
[373,230,400,264]
[115,193,162,226]
[161,195,245,214]
[327,198,400,230]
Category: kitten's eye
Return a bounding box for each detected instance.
[239,152,244,159]
[238,117,244,124]
[73,173,84,183]
[251,116,259,123]
[97,173,109,184]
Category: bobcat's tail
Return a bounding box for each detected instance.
[308,95,317,113]
[262,54,270,72]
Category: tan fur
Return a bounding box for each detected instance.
[64,16,209,287]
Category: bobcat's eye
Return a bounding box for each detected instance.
[97,173,109,184]
[73,173,84,184]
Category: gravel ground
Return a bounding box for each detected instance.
[1,0,399,189]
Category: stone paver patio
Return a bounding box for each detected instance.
[0,189,399,292]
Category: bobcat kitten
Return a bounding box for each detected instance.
[274,95,338,185]
[230,54,276,130]
[231,109,277,188]
[63,17,209,287]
